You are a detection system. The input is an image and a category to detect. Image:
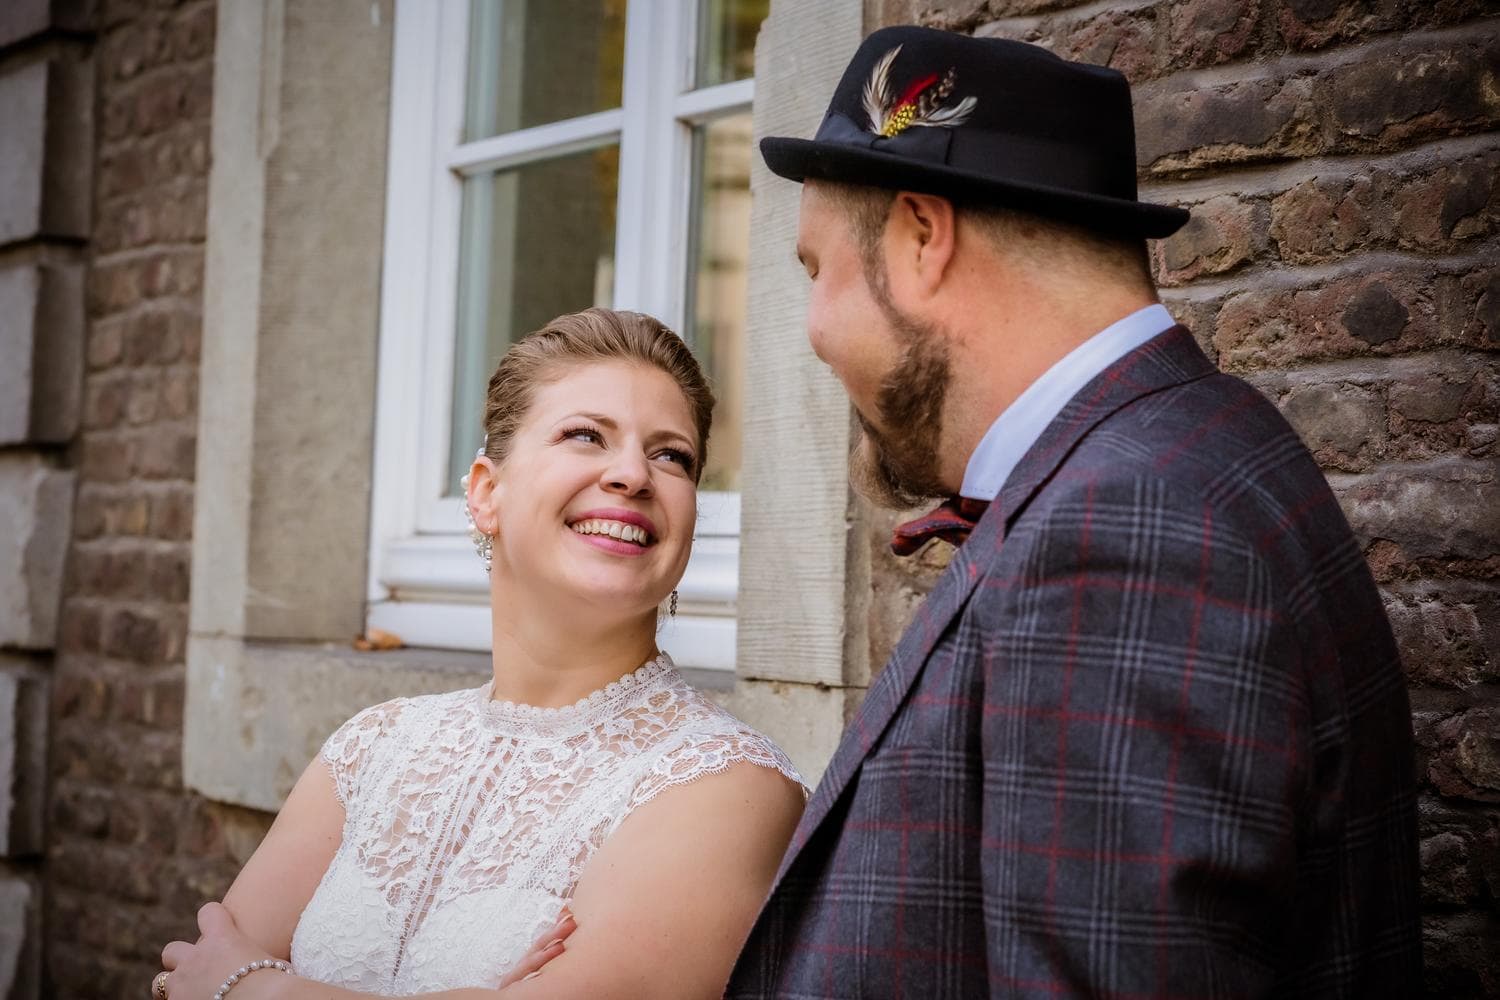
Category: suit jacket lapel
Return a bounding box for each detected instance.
[773,501,1000,881]
[771,325,1216,885]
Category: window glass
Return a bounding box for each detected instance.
[695,0,768,88]
[464,0,628,140]
[685,111,752,491]
[447,144,621,492]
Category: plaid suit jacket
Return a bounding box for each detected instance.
[728,326,1420,999]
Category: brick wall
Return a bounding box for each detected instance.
[44,2,274,996]
[867,1,1499,994]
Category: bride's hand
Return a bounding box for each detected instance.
[497,906,576,988]
[160,902,278,998]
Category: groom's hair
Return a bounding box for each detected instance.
[482,308,716,482]
[821,182,1156,296]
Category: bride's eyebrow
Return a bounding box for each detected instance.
[553,412,617,429]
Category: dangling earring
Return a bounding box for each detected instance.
[460,472,493,574]
[669,590,678,618]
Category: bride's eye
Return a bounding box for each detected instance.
[654,448,695,472]
[560,426,603,445]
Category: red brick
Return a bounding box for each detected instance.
[133,423,194,479]
[167,3,213,63]
[1275,380,1386,471]
[1210,263,1494,370]
[1163,0,1259,69]
[1334,458,1500,572]
[160,365,194,418]
[124,369,160,425]
[49,783,111,840]
[146,484,192,540]
[145,547,189,603]
[81,372,128,429]
[107,790,177,852]
[1385,583,1500,689]
[86,317,123,370]
[1429,708,1500,804]
[1137,33,1500,175]
[1275,0,1490,51]
[1421,831,1480,906]
[100,605,166,662]
[1155,193,1265,284]
[86,259,142,315]
[56,600,103,654]
[50,670,108,722]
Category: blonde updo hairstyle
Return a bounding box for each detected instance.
[481,308,715,482]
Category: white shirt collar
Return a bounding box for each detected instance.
[959,303,1177,502]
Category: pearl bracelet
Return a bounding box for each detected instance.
[213,958,294,1000]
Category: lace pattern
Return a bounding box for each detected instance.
[290,655,803,994]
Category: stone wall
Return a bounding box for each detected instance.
[0,0,95,993]
[866,1,1499,994]
[41,2,274,996]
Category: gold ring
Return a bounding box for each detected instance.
[152,971,170,999]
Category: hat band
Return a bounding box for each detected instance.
[812,111,1137,203]
[817,112,956,166]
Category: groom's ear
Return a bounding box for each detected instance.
[885,192,957,304]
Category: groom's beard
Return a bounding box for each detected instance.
[849,307,952,511]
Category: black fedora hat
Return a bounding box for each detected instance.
[761,26,1188,239]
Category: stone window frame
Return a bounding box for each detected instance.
[184,0,866,814]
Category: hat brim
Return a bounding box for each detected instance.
[762,136,1188,240]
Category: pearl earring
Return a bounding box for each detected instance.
[460,471,493,574]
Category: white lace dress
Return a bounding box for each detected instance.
[288,653,802,994]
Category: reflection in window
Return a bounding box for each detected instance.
[465,0,628,140]
[447,145,621,492]
[686,112,752,492]
[695,0,769,88]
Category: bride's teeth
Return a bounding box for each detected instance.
[571,519,651,544]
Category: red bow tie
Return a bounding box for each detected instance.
[891,496,991,556]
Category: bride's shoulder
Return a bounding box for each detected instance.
[638,679,809,798]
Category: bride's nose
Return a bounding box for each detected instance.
[600,448,652,497]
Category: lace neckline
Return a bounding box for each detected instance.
[476,652,677,739]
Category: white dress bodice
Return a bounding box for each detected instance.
[289,654,802,994]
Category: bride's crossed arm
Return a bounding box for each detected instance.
[162,753,805,1000]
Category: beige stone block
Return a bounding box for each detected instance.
[0,867,40,1000]
[194,0,392,643]
[0,262,85,445]
[720,678,863,786]
[185,637,486,811]
[0,58,92,244]
[737,0,866,690]
[0,663,47,858]
[0,456,74,649]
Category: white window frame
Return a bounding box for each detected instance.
[366,0,751,670]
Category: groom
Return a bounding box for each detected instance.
[727,26,1421,998]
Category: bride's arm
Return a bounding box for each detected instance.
[166,759,804,1000]
[217,758,346,957]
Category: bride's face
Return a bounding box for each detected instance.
[472,360,700,619]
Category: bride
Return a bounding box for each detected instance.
[156,309,806,999]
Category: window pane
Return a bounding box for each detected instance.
[465,0,627,140]
[685,112,752,492]
[695,0,768,89]
[448,144,620,493]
